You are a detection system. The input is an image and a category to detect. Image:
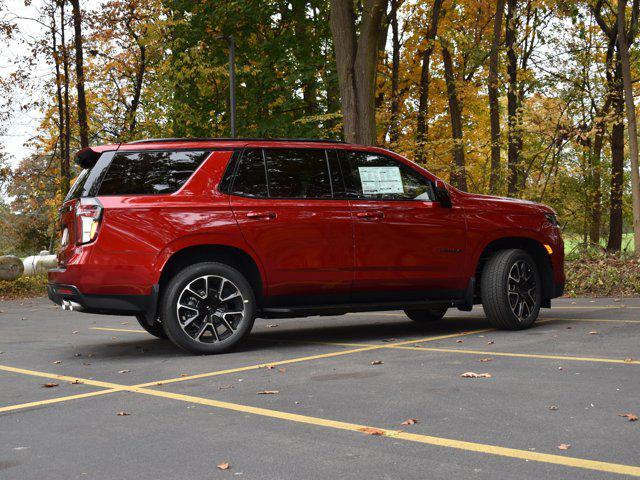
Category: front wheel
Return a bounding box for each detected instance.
[405,307,448,323]
[160,262,256,354]
[481,249,541,330]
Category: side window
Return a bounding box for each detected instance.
[98,150,209,195]
[231,149,268,198]
[265,149,333,199]
[339,150,435,201]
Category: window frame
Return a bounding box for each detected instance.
[95,148,212,197]
[228,147,345,201]
[335,149,437,203]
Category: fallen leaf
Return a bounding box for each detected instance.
[460,372,492,378]
[479,358,493,362]
[548,405,558,411]
[118,369,131,374]
[624,358,634,363]
[370,360,384,365]
[257,390,279,395]
[618,413,638,422]
[278,368,286,373]
[116,411,130,416]
[358,427,385,436]
[558,443,571,450]
[266,324,279,328]
[180,373,188,377]
[401,418,419,425]
[42,383,59,388]
[217,462,230,470]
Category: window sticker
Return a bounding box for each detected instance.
[358,166,404,195]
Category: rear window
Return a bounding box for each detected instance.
[65,169,91,201]
[97,150,209,195]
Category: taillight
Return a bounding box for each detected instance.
[76,197,103,244]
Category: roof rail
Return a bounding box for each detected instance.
[127,137,345,145]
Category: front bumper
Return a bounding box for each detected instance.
[48,283,157,316]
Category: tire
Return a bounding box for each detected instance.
[135,314,168,339]
[404,307,448,323]
[481,249,541,330]
[160,262,256,354]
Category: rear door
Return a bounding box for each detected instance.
[337,149,468,301]
[229,147,354,304]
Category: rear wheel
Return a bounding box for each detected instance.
[160,262,256,354]
[481,249,541,329]
[404,307,448,323]
[135,314,168,339]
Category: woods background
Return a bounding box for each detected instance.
[1,0,640,288]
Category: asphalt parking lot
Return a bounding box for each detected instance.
[1,297,639,479]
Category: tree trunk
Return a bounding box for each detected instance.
[69,0,89,148]
[61,3,71,195]
[505,0,519,197]
[388,0,400,145]
[589,116,606,245]
[330,0,388,145]
[617,0,640,253]
[608,57,625,252]
[441,43,467,191]
[415,0,443,161]
[51,8,68,196]
[488,0,506,194]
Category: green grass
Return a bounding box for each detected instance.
[564,233,635,257]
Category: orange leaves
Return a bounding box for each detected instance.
[618,413,638,422]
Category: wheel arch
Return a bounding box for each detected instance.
[474,236,554,303]
[157,244,265,306]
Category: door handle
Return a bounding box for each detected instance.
[355,211,384,220]
[246,211,276,220]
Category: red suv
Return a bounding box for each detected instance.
[48,138,564,354]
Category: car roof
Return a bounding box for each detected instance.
[75,138,396,167]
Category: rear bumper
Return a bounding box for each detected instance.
[48,283,157,316]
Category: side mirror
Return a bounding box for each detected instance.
[434,180,452,208]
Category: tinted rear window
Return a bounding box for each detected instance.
[98,151,209,195]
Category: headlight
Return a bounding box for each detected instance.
[544,213,558,226]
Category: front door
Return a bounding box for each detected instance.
[337,149,468,301]
[229,147,354,305]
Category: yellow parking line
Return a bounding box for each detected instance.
[0,365,131,390]
[552,306,640,309]
[141,328,493,388]
[91,327,146,333]
[126,388,640,477]
[0,389,119,414]
[1,363,639,476]
[385,346,640,364]
[545,317,640,324]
